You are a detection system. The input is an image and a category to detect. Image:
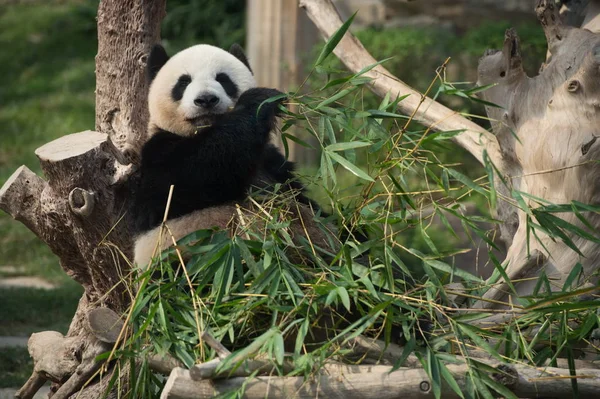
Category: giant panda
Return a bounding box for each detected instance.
[132,43,326,267]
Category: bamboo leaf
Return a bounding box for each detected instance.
[337,286,351,312]
[447,168,487,196]
[426,349,442,399]
[439,361,465,399]
[325,141,372,152]
[273,332,285,365]
[425,259,483,283]
[315,86,359,109]
[315,13,356,66]
[457,323,503,362]
[366,109,410,119]
[327,150,374,181]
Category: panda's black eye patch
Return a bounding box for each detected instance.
[216,73,238,98]
[171,74,192,102]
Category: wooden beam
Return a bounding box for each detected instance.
[246,0,319,162]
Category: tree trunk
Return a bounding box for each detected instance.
[96,0,166,152]
[1,1,166,398]
[475,0,600,307]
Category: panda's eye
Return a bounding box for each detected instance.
[216,73,238,98]
[171,74,192,102]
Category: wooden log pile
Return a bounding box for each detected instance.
[160,334,600,398]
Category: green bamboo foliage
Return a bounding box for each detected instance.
[112,19,600,399]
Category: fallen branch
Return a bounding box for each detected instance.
[298,0,502,167]
[189,358,295,381]
[163,333,600,398]
[149,354,185,376]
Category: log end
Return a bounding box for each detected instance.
[0,165,46,225]
[161,368,195,399]
[0,165,36,204]
[35,130,107,162]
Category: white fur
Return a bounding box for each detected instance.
[134,205,239,268]
[148,44,256,137]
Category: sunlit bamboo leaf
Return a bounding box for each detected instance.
[426,348,442,399]
[315,13,356,66]
[325,141,372,151]
[315,86,360,109]
[327,151,374,181]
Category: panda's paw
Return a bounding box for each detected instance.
[236,88,286,117]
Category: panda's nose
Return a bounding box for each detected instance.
[194,94,220,109]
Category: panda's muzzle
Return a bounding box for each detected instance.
[194,94,220,109]
[185,114,217,128]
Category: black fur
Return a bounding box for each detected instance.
[147,44,170,82]
[171,74,192,102]
[229,43,252,73]
[257,145,322,211]
[216,73,239,98]
[134,88,285,233]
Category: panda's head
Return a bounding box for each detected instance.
[146,44,256,137]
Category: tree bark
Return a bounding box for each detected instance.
[95,0,165,153]
[1,1,166,398]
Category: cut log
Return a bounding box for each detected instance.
[162,361,600,399]
[0,166,47,238]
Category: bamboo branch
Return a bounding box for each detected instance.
[200,331,231,360]
[298,0,502,167]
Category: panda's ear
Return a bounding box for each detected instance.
[147,44,170,82]
[229,43,253,74]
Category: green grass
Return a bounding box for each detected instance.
[0,346,33,388]
[0,283,83,336]
[0,1,97,283]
